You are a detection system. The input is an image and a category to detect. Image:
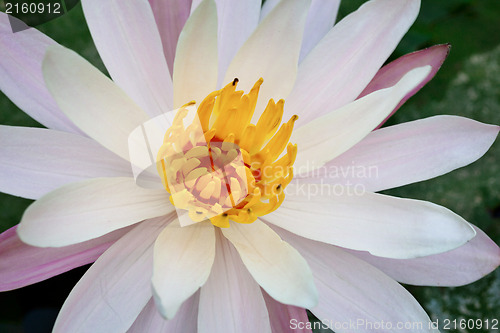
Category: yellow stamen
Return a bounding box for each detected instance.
[157,78,297,228]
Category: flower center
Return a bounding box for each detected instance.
[157,79,297,228]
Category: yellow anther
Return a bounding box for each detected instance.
[157,78,297,228]
[184,146,209,159]
[199,181,215,200]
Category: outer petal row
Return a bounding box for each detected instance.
[350,225,500,287]
[286,0,421,126]
[0,225,130,291]
[198,230,272,333]
[265,184,476,259]
[82,0,174,117]
[361,44,450,129]
[0,126,132,199]
[148,0,193,75]
[18,177,174,247]
[53,218,169,333]
[0,13,80,133]
[128,295,199,333]
[277,227,439,333]
[42,45,151,162]
[304,116,499,192]
[299,0,340,62]
[292,66,431,173]
[262,290,312,333]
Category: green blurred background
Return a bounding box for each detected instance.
[0,0,499,332]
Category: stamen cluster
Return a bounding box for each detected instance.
[157,79,297,228]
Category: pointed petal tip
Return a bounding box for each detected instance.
[151,220,215,322]
[264,275,319,310]
[222,220,318,310]
[407,65,432,83]
[152,284,178,320]
[16,215,41,248]
[429,43,451,59]
[303,283,319,309]
[41,44,67,69]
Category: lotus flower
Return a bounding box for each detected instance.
[0,0,499,332]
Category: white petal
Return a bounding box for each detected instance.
[148,0,193,75]
[0,126,132,199]
[259,0,280,20]
[305,116,500,192]
[215,0,261,85]
[223,0,310,117]
[82,0,174,117]
[0,13,80,133]
[222,220,318,309]
[292,66,431,175]
[18,178,173,247]
[42,45,150,161]
[299,0,340,62]
[261,290,311,333]
[0,224,132,292]
[285,0,421,126]
[128,294,199,333]
[198,230,271,333]
[265,183,476,259]
[53,218,168,333]
[348,225,500,287]
[277,228,439,333]
[190,0,203,13]
[173,0,218,107]
[152,219,215,319]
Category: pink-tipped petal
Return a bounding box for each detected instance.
[285,0,420,127]
[262,290,312,333]
[148,0,193,75]
[128,294,199,333]
[82,0,174,117]
[18,178,173,247]
[0,125,132,200]
[300,116,500,192]
[0,225,131,291]
[53,218,169,333]
[359,44,450,128]
[299,0,340,62]
[292,66,431,174]
[276,227,439,333]
[198,231,271,333]
[0,13,81,133]
[349,225,500,287]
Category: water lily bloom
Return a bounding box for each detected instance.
[0,0,499,332]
